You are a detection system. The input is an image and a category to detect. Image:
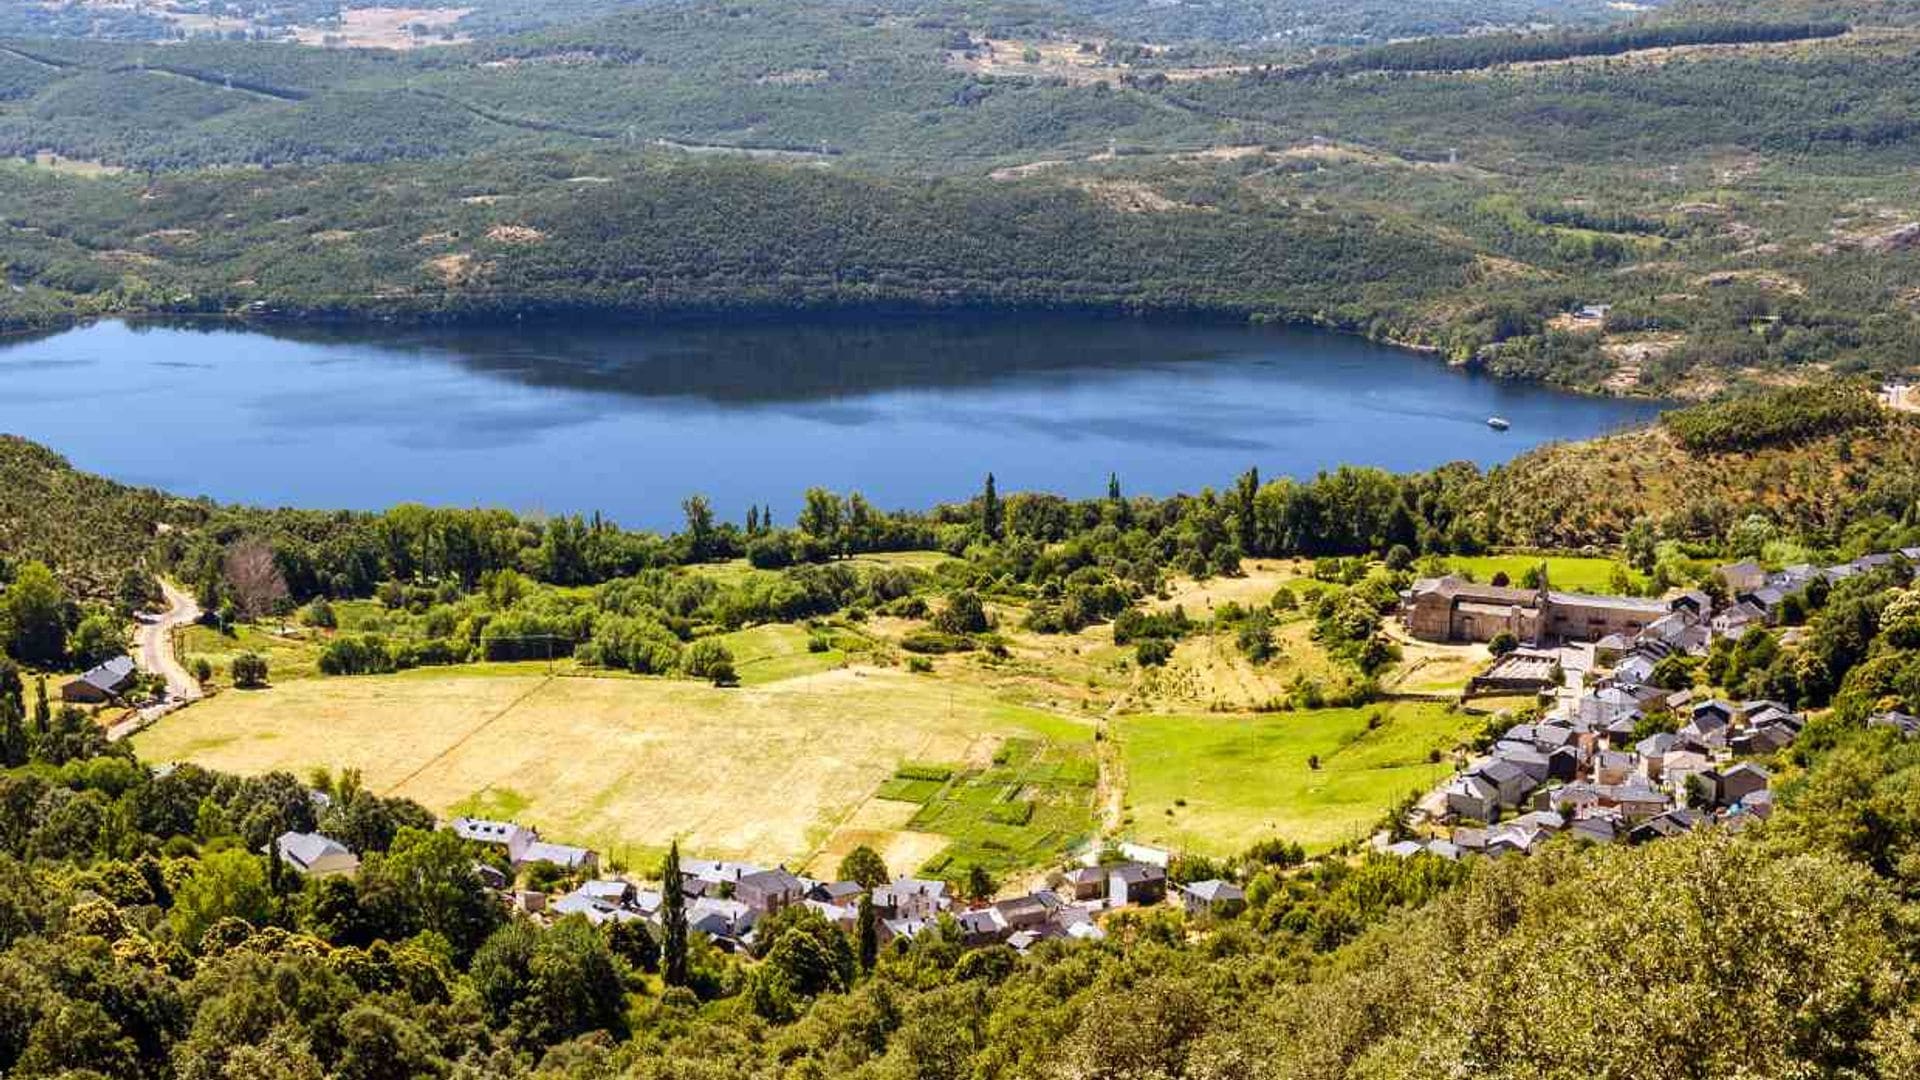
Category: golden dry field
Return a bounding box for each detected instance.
[137,663,1092,874]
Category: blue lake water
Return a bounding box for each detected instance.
[0,317,1663,529]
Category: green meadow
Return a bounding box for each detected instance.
[1118,703,1479,855]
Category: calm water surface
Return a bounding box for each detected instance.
[0,318,1663,529]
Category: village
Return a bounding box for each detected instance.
[1388,547,1920,858]
[260,805,1231,955]
[221,546,1920,963]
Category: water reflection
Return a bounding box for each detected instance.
[1,317,1665,528]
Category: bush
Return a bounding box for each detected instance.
[1488,631,1519,656]
[231,652,269,689]
[932,590,989,635]
[1136,638,1173,667]
[684,639,737,686]
[901,629,973,654]
[319,634,397,676]
[304,597,337,629]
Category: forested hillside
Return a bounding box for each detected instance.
[2,0,1919,391]
[0,151,1472,333]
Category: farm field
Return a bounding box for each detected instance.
[134,662,1093,874]
[1435,554,1646,594]
[1117,702,1478,855]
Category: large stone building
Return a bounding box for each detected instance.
[1402,576,1672,645]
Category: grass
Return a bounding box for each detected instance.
[1437,554,1646,595]
[135,663,1092,873]
[714,622,860,686]
[180,623,325,683]
[1117,702,1478,855]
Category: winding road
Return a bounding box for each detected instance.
[112,580,203,741]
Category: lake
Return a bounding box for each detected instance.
[0,317,1663,529]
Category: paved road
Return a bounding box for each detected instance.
[113,580,203,741]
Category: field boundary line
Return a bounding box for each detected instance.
[382,673,555,797]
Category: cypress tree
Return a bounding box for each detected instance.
[855,892,878,973]
[662,840,689,987]
[0,696,26,767]
[1235,466,1260,555]
[32,677,49,738]
[982,473,1002,541]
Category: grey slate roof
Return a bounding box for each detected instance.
[75,656,136,696]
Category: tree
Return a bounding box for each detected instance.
[981,473,1003,541]
[855,892,878,972]
[357,828,503,960]
[114,568,160,617]
[1624,520,1659,573]
[0,697,25,768]
[797,488,844,552]
[683,639,737,686]
[231,653,269,689]
[31,677,49,737]
[1488,631,1519,656]
[0,562,68,666]
[1237,609,1276,663]
[661,841,688,987]
[837,845,889,889]
[1609,563,1634,596]
[967,865,995,901]
[66,614,124,669]
[606,918,660,973]
[223,537,290,620]
[473,917,625,1046]
[169,848,271,951]
[34,705,109,765]
[1234,467,1259,555]
[934,590,988,635]
[0,657,18,713]
[681,495,717,562]
[761,909,856,1002]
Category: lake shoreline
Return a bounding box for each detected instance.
[3,297,1653,401]
[0,317,1666,530]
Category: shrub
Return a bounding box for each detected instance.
[933,590,989,635]
[231,652,269,689]
[304,597,337,629]
[901,630,973,654]
[1136,638,1173,667]
[684,639,737,686]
